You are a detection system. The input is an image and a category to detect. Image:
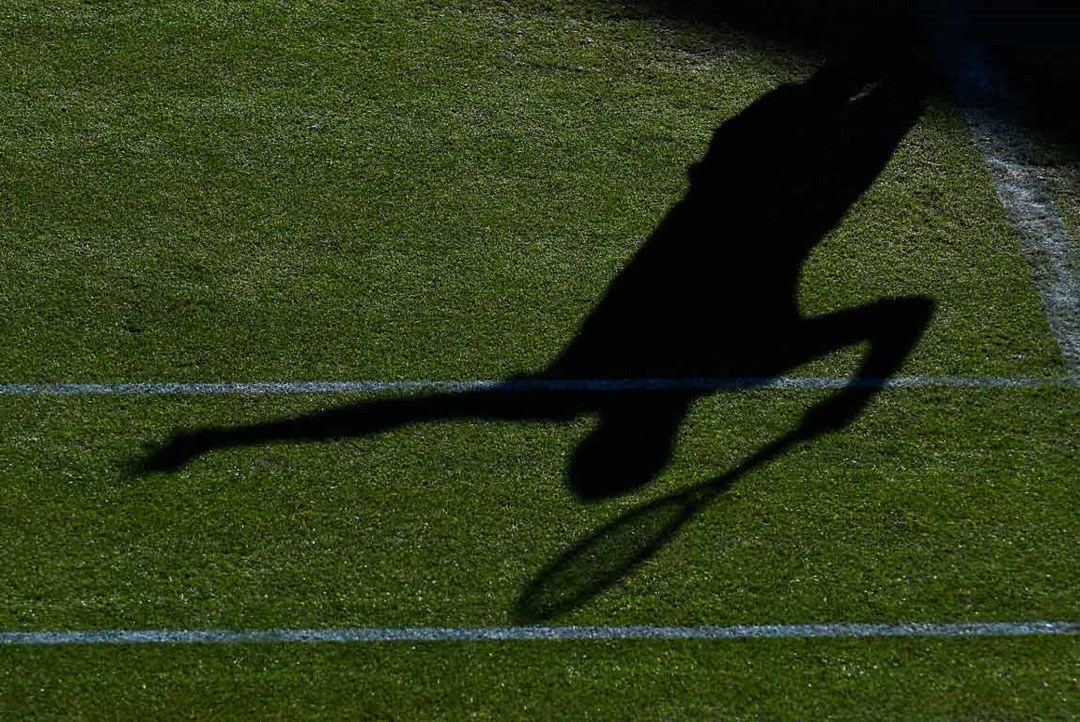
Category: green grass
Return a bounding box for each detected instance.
[1042,162,1080,259]
[1,0,1077,719]
[5,638,1080,720]
[2,389,1077,631]
[1,0,1062,382]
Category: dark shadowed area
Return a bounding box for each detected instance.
[634,0,1080,155]
[141,38,937,619]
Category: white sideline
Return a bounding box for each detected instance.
[927,2,1080,372]
[1,621,1077,646]
[1,376,1078,396]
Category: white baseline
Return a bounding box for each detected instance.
[1,376,1078,396]
[1,621,1078,646]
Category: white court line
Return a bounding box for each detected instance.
[1,621,1077,646]
[0,376,1078,396]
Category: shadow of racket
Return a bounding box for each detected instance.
[514,429,805,622]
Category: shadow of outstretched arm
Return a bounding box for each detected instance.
[796,295,936,432]
[137,385,590,473]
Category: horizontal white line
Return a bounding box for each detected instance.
[1,376,1078,396]
[2,621,1077,646]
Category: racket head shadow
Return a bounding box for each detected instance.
[514,485,710,623]
[514,432,799,622]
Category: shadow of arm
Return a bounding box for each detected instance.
[796,295,935,436]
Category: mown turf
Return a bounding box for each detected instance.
[1,0,1077,719]
[0,0,1064,383]
[4,637,1079,721]
[2,388,1078,632]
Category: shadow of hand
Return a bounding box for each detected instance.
[136,428,225,474]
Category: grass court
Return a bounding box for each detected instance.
[1,0,1078,718]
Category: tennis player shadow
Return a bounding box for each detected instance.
[138,55,935,620]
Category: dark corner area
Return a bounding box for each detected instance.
[632,0,1080,156]
[974,1,1080,157]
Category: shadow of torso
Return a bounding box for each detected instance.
[544,71,923,380]
[139,63,933,508]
